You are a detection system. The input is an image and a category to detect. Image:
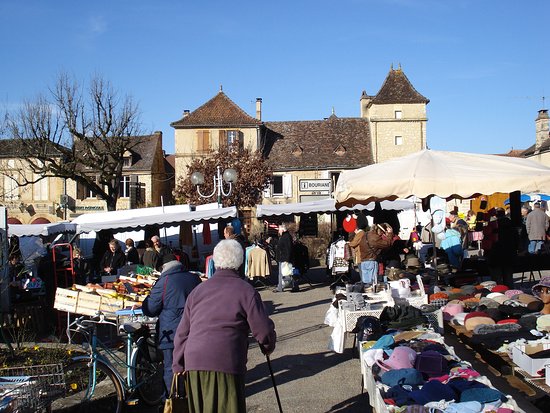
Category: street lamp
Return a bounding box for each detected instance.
[191,165,238,207]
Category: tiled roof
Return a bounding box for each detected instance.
[0,138,65,157]
[498,149,526,158]
[171,91,262,128]
[264,115,373,171]
[125,132,162,170]
[522,139,550,157]
[372,68,429,105]
[73,132,162,171]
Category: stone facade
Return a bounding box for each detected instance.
[0,132,171,223]
[171,67,429,210]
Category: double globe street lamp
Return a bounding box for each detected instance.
[191,165,238,207]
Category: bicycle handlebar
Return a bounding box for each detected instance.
[67,312,118,332]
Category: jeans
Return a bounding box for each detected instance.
[162,347,173,398]
[360,260,378,285]
[528,240,544,254]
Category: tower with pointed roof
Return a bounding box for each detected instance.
[360,65,429,163]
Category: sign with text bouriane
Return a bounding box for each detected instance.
[299,179,332,192]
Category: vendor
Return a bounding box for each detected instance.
[100,239,126,276]
[8,253,26,284]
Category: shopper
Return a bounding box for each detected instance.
[124,238,140,265]
[141,258,202,395]
[141,239,159,270]
[151,235,175,270]
[274,223,294,292]
[526,201,549,254]
[172,239,276,413]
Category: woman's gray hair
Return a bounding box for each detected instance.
[213,239,243,270]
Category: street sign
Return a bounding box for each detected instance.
[299,179,332,192]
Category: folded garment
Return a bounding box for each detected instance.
[472,322,521,335]
[444,401,482,413]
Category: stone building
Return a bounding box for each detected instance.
[0,132,171,223]
[172,66,429,206]
[522,108,550,166]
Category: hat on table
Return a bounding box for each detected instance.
[464,311,495,331]
[515,293,543,312]
[486,292,508,304]
[376,346,417,371]
[536,314,550,332]
[451,312,468,326]
[443,302,464,321]
[491,284,509,293]
[505,289,523,298]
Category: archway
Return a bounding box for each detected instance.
[7,217,22,224]
[31,217,51,224]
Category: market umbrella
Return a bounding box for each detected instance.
[334,149,550,207]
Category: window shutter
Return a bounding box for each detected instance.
[77,180,86,200]
[263,184,272,198]
[283,174,293,197]
[218,130,227,149]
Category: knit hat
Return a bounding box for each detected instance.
[452,312,468,326]
[480,280,497,290]
[377,346,417,371]
[443,302,464,321]
[536,314,550,332]
[505,289,523,298]
[491,284,509,293]
[515,293,543,312]
[478,297,500,309]
[486,292,508,304]
[532,276,550,297]
[464,311,495,331]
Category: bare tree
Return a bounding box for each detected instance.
[174,144,272,211]
[2,73,144,211]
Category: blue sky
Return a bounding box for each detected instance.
[1,0,548,155]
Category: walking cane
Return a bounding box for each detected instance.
[262,346,283,413]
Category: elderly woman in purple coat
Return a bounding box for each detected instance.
[172,239,276,413]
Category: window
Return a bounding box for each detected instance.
[395,110,402,119]
[272,176,283,196]
[119,175,131,198]
[395,136,403,145]
[219,130,242,150]
[33,175,49,200]
[123,157,132,167]
[197,130,211,152]
[3,175,19,200]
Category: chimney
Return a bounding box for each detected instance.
[536,109,549,149]
[255,98,262,121]
[183,109,190,117]
[360,90,371,119]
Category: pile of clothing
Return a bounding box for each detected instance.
[360,328,522,412]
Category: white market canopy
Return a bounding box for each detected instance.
[8,222,78,237]
[334,149,550,207]
[71,204,238,234]
[256,198,414,217]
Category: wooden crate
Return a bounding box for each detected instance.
[75,292,102,316]
[53,288,79,313]
[100,296,125,318]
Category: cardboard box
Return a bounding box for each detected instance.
[512,342,550,377]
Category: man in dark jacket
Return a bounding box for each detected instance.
[274,223,294,292]
[141,259,202,394]
[151,235,176,271]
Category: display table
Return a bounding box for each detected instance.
[359,330,527,413]
[445,322,550,401]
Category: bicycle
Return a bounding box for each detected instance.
[51,313,164,413]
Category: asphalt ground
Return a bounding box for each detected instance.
[50,266,549,412]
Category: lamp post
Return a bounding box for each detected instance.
[191,165,238,208]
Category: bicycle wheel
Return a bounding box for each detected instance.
[132,344,165,406]
[53,359,124,413]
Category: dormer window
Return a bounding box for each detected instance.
[123,150,133,167]
[292,145,303,157]
[395,110,402,119]
[334,144,346,156]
